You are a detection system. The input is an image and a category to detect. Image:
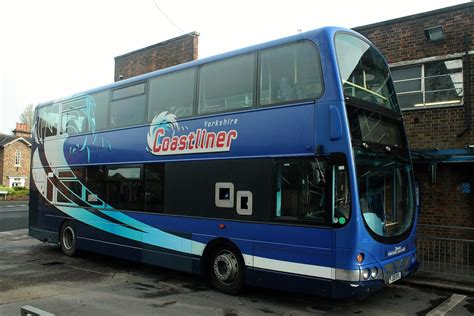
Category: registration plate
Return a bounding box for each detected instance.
[389,272,402,284]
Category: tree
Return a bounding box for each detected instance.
[19,104,34,128]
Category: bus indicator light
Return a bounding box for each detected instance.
[357,253,364,263]
[219,224,226,229]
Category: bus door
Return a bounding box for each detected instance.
[251,158,334,295]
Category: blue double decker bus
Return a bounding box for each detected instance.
[29,27,418,298]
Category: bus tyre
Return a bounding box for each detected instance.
[209,246,244,295]
[60,222,77,257]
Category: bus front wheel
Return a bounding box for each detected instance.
[209,246,244,295]
[60,222,77,257]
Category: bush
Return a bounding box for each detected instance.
[0,186,14,194]
[0,186,29,200]
[10,188,29,196]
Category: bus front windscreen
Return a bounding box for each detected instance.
[335,33,398,112]
[355,150,415,239]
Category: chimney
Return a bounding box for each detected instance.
[114,31,200,81]
[13,122,31,138]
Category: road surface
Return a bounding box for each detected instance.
[0,229,472,315]
[0,201,28,232]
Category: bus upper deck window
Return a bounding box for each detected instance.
[259,41,323,106]
[198,54,255,115]
[36,103,59,139]
[148,68,196,120]
[110,83,146,129]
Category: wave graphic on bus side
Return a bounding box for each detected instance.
[31,137,206,256]
[33,95,111,163]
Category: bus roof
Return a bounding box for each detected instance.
[36,26,359,109]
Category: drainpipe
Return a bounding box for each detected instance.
[457,32,471,138]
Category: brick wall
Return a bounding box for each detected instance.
[415,163,474,228]
[403,105,473,150]
[354,3,474,150]
[1,141,31,188]
[114,32,199,81]
[354,4,473,64]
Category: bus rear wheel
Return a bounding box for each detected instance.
[60,222,77,257]
[209,246,244,295]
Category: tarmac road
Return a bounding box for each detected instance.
[0,229,473,315]
[0,201,28,232]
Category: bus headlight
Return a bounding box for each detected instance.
[362,268,370,280]
[371,267,378,278]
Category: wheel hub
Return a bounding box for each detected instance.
[63,227,75,250]
[213,251,238,284]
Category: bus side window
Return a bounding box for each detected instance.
[92,91,110,131]
[198,54,255,114]
[144,164,164,213]
[61,109,87,135]
[60,98,88,135]
[106,165,144,211]
[332,164,351,226]
[300,161,327,223]
[275,162,299,218]
[148,68,195,120]
[110,83,146,129]
[36,103,59,139]
[259,41,323,106]
[275,160,329,225]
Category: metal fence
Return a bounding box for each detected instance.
[417,224,474,278]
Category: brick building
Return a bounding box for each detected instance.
[114,32,199,82]
[0,123,32,188]
[355,2,474,277]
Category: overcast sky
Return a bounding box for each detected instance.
[0,0,467,134]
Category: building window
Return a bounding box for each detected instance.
[15,150,21,167]
[391,59,463,109]
[8,177,26,188]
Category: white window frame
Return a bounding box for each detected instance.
[215,182,234,208]
[391,58,464,110]
[8,176,26,188]
[14,150,21,167]
[236,191,253,215]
